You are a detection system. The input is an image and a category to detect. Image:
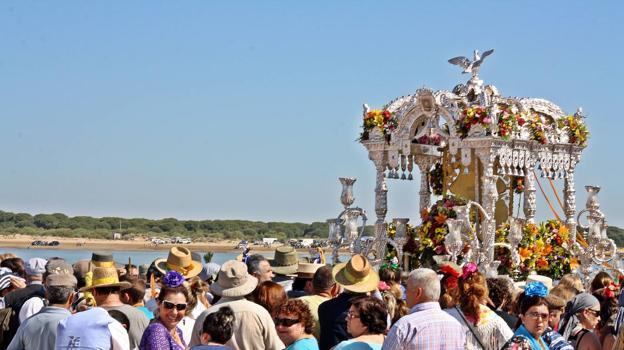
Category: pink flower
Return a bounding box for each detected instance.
[378,281,390,291]
[462,262,478,279]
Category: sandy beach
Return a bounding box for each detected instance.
[0,234,292,253]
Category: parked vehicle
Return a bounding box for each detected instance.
[151,238,166,245]
[48,241,60,246]
[31,240,45,246]
[175,237,192,244]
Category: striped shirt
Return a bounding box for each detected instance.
[381,302,466,350]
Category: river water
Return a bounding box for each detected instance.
[0,247,344,266]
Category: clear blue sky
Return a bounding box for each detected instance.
[1,1,623,226]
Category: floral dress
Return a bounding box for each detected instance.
[139,321,186,350]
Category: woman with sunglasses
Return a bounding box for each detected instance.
[501,282,551,350]
[334,296,387,350]
[275,299,319,350]
[559,293,602,350]
[140,271,190,350]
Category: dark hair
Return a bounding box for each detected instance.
[590,271,613,293]
[1,258,25,278]
[350,296,388,334]
[515,292,549,329]
[108,310,130,331]
[202,306,235,344]
[379,265,402,284]
[93,286,121,296]
[47,285,74,305]
[120,277,146,305]
[487,277,514,312]
[312,266,335,293]
[593,291,618,329]
[246,254,268,275]
[252,281,287,317]
[276,299,314,335]
[157,285,189,303]
[459,271,488,324]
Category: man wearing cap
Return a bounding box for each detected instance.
[16,258,48,322]
[190,260,284,350]
[7,272,77,350]
[318,254,379,350]
[298,265,339,340]
[83,266,148,350]
[382,268,465,350]
[288,262,324,298]
[56,306,130,350]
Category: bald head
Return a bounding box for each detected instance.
[407,268,440,307]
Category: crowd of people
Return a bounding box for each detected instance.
[1,245,624,350]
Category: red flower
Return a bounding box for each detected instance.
[445,276,458,289]
[439,264,461,278]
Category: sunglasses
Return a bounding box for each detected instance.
[274,317,300,327]
[163,300,187,311]
[587,309,600,317]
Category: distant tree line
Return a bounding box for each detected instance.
[607,226,624,247]
[0,210,375,241]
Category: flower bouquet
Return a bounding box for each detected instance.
[456,106,491,139]
[557,115,589,147]
[361,109,398,142]
[527,114,549,144]
[412,195,469,268]
[496,105,524,140]
[495,219,577,280]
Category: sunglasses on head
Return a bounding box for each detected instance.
[163,300,187,311]
[274,317,300,327]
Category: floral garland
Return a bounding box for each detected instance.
[511,176,525,194]
[416,134,442,146]
[456,106,491,139]
[495,219,577,280]
[557,115,589,147]
[496,105,523,141]
[361,109,398,141]
[527,114,548,144]
[428,163,444,196]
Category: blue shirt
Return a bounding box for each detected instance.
[287,337,319,350]
[333,339,383,350]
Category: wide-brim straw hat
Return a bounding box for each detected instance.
[332,254,379,293]
[297,262,325,279]
[269,246,299,276]
[79,266,131,292]
[210,260,258,297]
[154,247,203,279]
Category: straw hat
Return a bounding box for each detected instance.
[210,260,258,297]
[269,246,299,276]
[514,274,554,291]
[154,247,203,279]
[297,263,325,279]
[332,254,379,293]
[79,267,131,292]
